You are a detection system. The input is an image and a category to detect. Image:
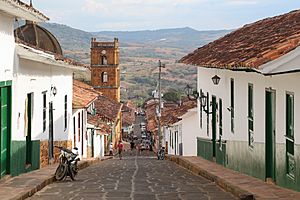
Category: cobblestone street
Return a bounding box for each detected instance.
[29,151,235,200]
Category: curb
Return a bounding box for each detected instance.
[165,155,254,200]
[15,156,113,200]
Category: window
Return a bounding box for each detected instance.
[200,89,203,129]
[101,56,107,65]
[230,78,234,133]
[206,92,209,136]
[42,92,47,132]
[64,95,67,131]
[102,72,108,83]
[286,92,295,179]
[248,84,254,148]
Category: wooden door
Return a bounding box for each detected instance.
[265,90,276,182]
[0,87,10,176]
[48,102,54,161]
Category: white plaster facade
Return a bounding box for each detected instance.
[0,12,14,82]
[72,109,88,158]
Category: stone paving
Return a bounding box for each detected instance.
[29,151,235,200]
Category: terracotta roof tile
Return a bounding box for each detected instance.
[73,80,99,109]
[94,95,122,122]
[180,10,300,69]
[87,114,111,134]
[145,99,197,132]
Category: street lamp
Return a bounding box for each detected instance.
[157,60,165,151]
[185,85,210,114]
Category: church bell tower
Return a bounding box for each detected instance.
[90,38,120,102]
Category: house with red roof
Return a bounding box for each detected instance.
[180,10,300,191]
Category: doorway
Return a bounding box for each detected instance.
[265,89,276,182]
[0,86,11,176]
[49,102,54,161]
[212,96,217,158]
[25,93,32,165]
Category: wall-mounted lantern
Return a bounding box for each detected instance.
[185,85,210,114]
[51,86,57,96]
[212,75,221,85]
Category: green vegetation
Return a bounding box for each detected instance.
[40,23,230,105]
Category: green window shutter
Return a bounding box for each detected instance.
[285,92,295,179]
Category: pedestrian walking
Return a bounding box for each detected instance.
[117,140,124,160]
[109,143,113,156]
[130,140,135,155]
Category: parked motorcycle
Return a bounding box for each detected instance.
[54,146,80,181]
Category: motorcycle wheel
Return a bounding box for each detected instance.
[55,164,67,181]
[69,165,76,181]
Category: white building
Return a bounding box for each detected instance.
[72,80,100,159]
[0,0,85,178]
[165,108,198,156]
[180,10,300,191]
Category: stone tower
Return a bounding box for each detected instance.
[90,38,120,102]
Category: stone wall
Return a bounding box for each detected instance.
[87,146,92,158]
[40,140,72,168]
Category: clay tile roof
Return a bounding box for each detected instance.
[73,80,99,109]
[145,99,197,132]
[94,95,122,122]
[180,10,300,70]
[87,114,111,134]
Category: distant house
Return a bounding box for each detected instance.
[180,10,300,191]
[166,108,198,156]
[122,102,136,138]
[94,95,122,153]
[145,99,196,151]
[72,80,99,159]
[87,114,111,158]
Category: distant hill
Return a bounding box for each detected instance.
[40,23,231,104]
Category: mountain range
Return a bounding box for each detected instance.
[41,23,231,104]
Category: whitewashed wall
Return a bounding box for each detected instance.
[165,124,182,155]
[0,13,14,82]
[181,110,198,156]
[197,66,300,146]
[94,133,104,158]
[12,58,73,142]
[72,109,88,158]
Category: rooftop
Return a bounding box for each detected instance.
[73,80,99,109]
[94,95,122,122]
[180,10,300,71]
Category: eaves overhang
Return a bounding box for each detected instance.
[16,44,87,71]
[0,0,49,22]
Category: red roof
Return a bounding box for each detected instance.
[180,10,300,70]
[73,80,99,109]
[94,95,122,122]
[87,114,111,135]
[145,99,197,132]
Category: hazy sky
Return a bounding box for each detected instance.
[28,0,300,31]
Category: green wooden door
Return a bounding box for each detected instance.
[265,90,276,181]
[0,87,10,176]
[212,96,217,158]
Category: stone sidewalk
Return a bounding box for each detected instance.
[166,155,300,200]
[0,156,112,200]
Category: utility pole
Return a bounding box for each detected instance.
[157,60,165,150]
